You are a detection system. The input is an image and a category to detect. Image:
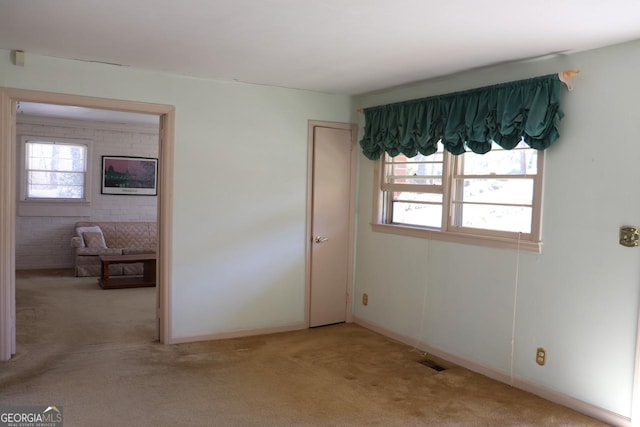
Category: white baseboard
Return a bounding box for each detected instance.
[169,322,307,344]
[352,316,630,427]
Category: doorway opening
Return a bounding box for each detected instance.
[0,88,175,360]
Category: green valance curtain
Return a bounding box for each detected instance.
[359,74,564,160]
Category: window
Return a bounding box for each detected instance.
[19,137,92,217]
[25,140,88,199]
[373,141,544,252]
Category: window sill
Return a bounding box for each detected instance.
[370,223,542,253]
[18,200,91,217]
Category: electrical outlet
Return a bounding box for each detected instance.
[362,293,368,306]
[536,347,546,366]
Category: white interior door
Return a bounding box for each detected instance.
[309,126,352,327]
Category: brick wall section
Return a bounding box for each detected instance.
[15,116,159,270]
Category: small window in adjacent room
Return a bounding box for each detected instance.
[25,140,87,199]
[373,140,544,252]
[19,137,93,216]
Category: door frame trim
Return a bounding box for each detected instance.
[0,88,175,360]
[305,120,358,327]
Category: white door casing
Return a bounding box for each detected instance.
[0,89,16,359]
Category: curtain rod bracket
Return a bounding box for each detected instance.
[558,69,580,91]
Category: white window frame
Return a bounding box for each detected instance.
[18,136,93,217]
[371,144,544,253]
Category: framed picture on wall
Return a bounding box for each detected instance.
[101,156,158,196]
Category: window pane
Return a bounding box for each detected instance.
[391,202,442,228]
[28,171,84,186]
[389,176,442,186]
[27,142,86,172]
[27,171,84,198]
[28,184,84,199]
[386,149,444,186]
[457,204,532,233]
[457,179,534,205]
[388,164,442,184]
[393,192,442,203]
[390,152,444,163]
[461,147,537,176]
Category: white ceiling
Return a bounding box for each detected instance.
[2,0,640,95]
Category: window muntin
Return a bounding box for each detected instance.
[375,141,543,250]
[24,140,88,200]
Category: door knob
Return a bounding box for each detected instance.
[314,236,329,243]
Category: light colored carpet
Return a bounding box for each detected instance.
[1,269,605,426]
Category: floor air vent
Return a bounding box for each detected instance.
[419,358,447,372]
